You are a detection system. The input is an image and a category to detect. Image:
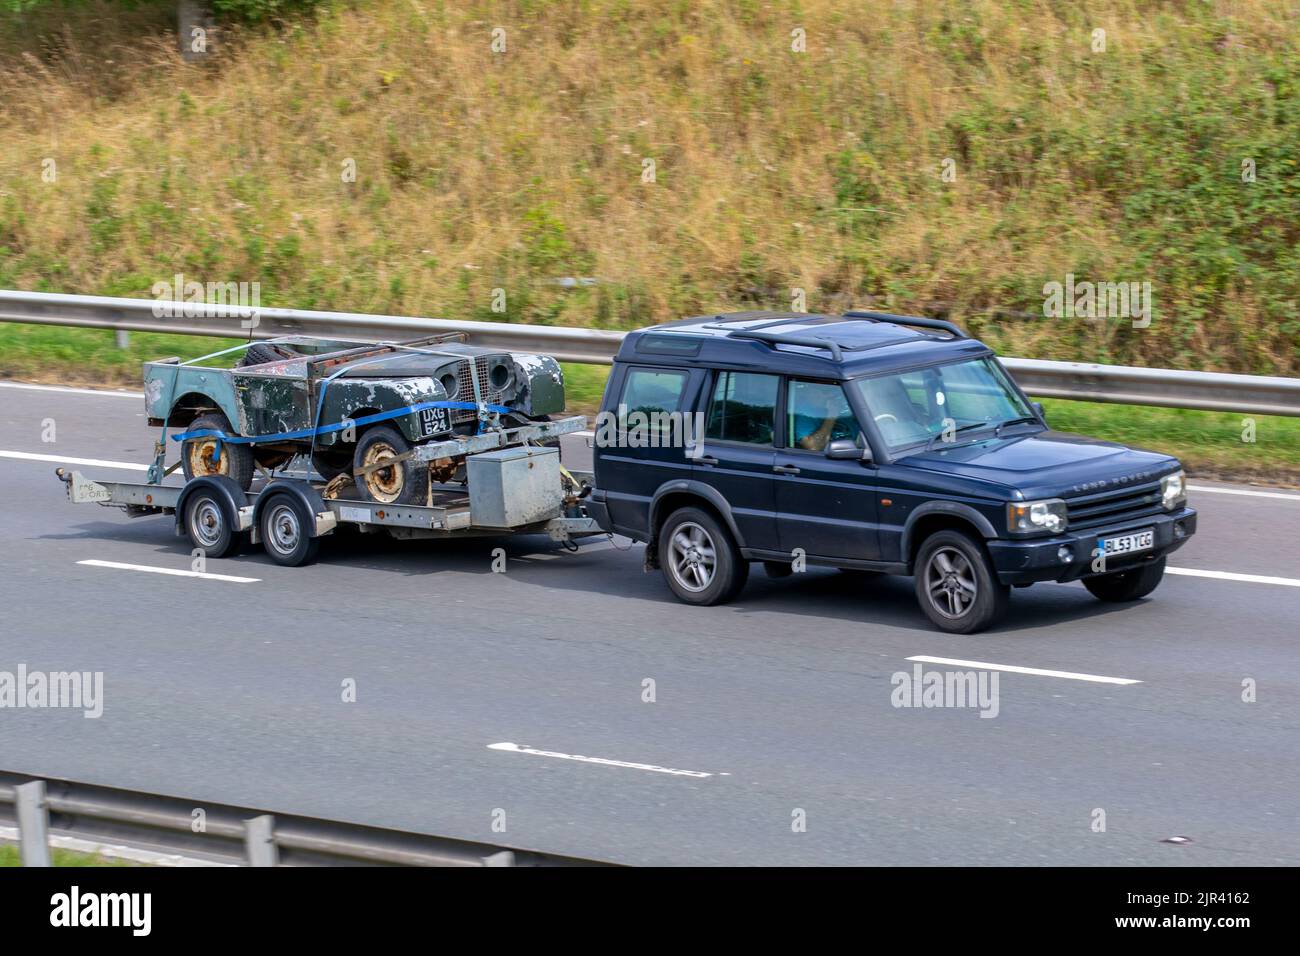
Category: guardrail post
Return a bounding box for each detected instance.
[15,781,52,867]
[114,330,130,349]
[243,814,279,866]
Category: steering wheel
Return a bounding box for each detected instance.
[874,412,898,424]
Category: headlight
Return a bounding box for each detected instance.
[1008,498,1067,535]
[1160,470,1186,510]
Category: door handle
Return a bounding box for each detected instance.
[773,464,801,475]
[694,456,719,466]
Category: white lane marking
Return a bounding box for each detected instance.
[1188,483,1300,501]
[1,449,149,471]
[0,381,141,398]
[1167,567,1300,588]
[487,741,716,778]
[0,825,233,867]
[906,656,1141,685]
[78,559,259,583]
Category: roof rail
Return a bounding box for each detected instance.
[842,310,967,339]
[720,328,844,361]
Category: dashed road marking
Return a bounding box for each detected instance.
[1,450,149,471]
[1188,483,1300,501]
[0,381,142,398]
[487,742,717,778]
[78,559,259,583]
[1167,567,1300,588]
[906,655,1141,685]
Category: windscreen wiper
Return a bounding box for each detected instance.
[993,416,1041,438]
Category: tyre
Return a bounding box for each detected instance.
[183,488,242,559]
[258,493,320,567]
[1083,558,1166,602]
[351,425,429,505]
[657,506,749,606]
[914,529,1009,634]
[237,342,299,368]
[181,412,254,491]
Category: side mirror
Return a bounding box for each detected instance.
[1031,401,1046,422]
[826,438,870,462]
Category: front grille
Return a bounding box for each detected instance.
[450,357,507,424]
[1066,482,1164,530]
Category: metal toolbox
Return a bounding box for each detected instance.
[467,445,562,528]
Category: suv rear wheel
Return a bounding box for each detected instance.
[658,507,748,606]
[1083,558,1165,602]
[914,529,1009,634]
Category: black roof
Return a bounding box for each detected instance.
[617,311,991,379]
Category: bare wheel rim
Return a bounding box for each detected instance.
[186,438,228,477]
[266,503,301,556]
[189,498,224,549]
[925,546,978,619]
[361,441,403,503]
[667,521,717,593]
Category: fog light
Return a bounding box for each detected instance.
[1057,545,1073,563]
[1173,521,1186,539]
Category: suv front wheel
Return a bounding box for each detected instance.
[658,506,749,606]
[914,530,1009,634]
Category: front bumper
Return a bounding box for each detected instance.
[987,507,1197,585]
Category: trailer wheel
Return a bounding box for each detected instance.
[352,425,429,505]
[258,493,320,567]
[183,489,242,559]
[181,412,254,491]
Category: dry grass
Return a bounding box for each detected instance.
[0,0,1297,373]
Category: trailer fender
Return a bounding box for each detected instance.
[174,475,253,538]
[251,479,337,543]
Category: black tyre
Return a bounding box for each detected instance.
[183,489,242,559]
[657,506,749,606]
[258,493,320,567]
[1083,558,1166,602]
[237,342,299,368]
[181,412,254,491]
[914,529,1009,634]
[351,425,429,505]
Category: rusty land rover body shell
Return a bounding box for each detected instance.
[143,336,566,451]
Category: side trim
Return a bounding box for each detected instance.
[649,480,746,547]
[900,500,999,561]
[743,547,907,574]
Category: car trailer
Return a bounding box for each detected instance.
[55,415,603,567]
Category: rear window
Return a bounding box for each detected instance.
[619,368,689,415]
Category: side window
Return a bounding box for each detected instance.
[619,368,688,418]
[705,371,778,445]
[787,380,857,452]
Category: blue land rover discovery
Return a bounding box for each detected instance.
[587,310,1197,633]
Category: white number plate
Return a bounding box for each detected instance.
[1100,528,1154,557]
[419,406,451,437]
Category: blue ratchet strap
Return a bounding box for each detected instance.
[171,399,515,445]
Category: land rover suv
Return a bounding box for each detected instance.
[587,310,1197,633]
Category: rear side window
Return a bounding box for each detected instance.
[619,368,688,415]
[705,371,778,445]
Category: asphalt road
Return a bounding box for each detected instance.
[1,380,1297,865]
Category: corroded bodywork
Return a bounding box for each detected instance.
[144,335,566,450]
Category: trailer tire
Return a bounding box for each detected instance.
[258,493,320,567]
[183,487,242,559]
[352,425,428,506]
[181,412,254,491]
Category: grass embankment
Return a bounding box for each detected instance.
[0,0,1297,376]
[3,323,1294,484]
[0,843,135,866]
